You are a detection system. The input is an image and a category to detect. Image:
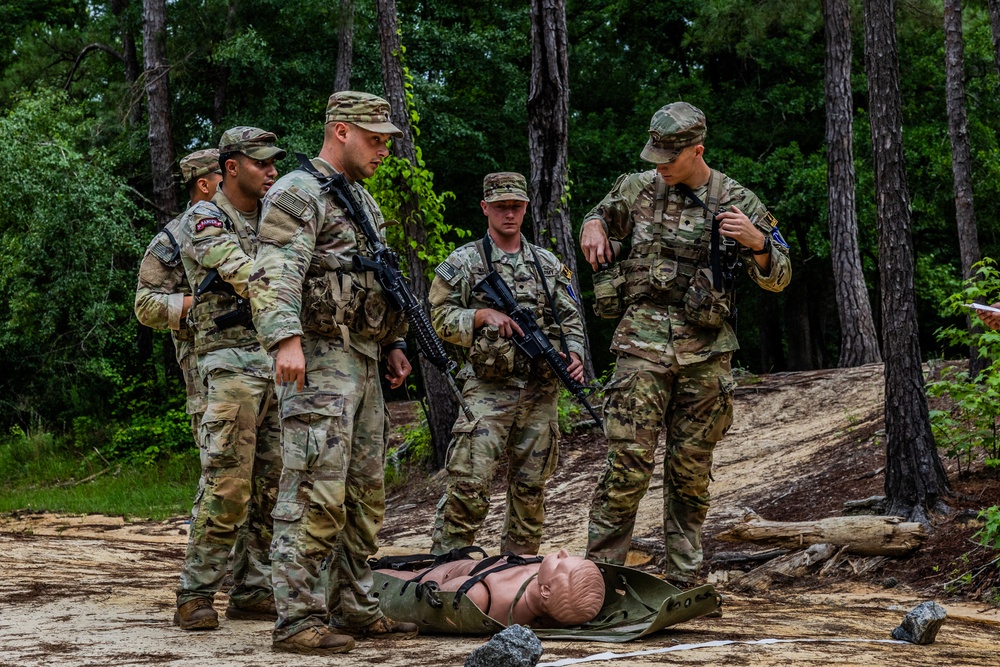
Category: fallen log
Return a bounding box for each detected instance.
[732,543,837,592]
[716,511,927,556]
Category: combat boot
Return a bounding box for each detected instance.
[336,615,419,640]
[173,597,219,630]
[272,626,355,655]
[225,595,278,621]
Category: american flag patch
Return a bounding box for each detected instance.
[435,261,459,284]
[273,189,310,218]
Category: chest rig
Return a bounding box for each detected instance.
[619,170,723,307]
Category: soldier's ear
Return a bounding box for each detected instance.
[480,200,489,216]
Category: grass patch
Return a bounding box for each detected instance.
[0,428,200,520]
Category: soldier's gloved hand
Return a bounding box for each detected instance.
[580,218,612,270]
[275,335,306,391]
[385,348,412,389]
[474,308,524,339]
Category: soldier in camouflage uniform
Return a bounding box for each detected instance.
[579,102,792,584]
[250,91,418,655]
[172,127,286,630]
[135,149,222,447]
[428,172,586,556]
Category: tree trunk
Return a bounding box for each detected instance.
[944,0,985,379]
[862,0,950,524]
[334,0,355,92]
[717,511,927,556]
[111,0,143,127]
[376,0,457,468]
[212,0,238,126]
[823,0,881,367]
[142,0,178,229]
[987,0,1000,87]
[528,0,596,382]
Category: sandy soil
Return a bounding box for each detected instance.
[2,362,999,666]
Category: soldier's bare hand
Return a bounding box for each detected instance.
[580,218,612,270]
[474,308,524,338]
[977,303,1000,331]
[385,348,412,389]
[561,351,585,384]
[275,335,306,391]
[717,206,766,251]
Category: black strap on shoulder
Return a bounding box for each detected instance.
[481,233,570,358]
[452,553,543,609]
[161,227,181,263]
[676,174,724,291]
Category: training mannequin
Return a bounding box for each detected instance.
[375,549,605,628]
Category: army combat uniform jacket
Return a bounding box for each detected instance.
[427,234,586,556]
[587,169,791,366]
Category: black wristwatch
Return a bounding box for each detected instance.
[752,234,772,256]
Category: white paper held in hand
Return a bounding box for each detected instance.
[964,303,1000,314]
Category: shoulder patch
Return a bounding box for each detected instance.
[434,261,462,286]
[194,218,225,233]
[771,226,790,249]
[561,265,573,282]
[272,189,311,218]
[763,211,779,230]
[149,231,181,266]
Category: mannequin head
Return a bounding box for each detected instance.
[533,550,604,625]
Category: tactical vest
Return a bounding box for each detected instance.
[619,170,724,308]
[466,236,566,381]
[187,194,260,354]
[298,178,405,347]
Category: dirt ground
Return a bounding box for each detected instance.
[3,362,1000,666]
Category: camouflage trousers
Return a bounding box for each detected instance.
[431,376,560,556]
[174,337,207,448]
[177,362,281,608]
[270,335,389,642]
[587,351,735,581]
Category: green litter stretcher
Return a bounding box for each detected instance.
[370,550,721,643]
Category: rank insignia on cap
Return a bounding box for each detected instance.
[195,218,225,233]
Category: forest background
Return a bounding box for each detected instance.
[1,0,999,482]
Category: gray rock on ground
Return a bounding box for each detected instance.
[890,600,947,645]
[464,625,543,667]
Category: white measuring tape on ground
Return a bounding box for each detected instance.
[537,637,909,666]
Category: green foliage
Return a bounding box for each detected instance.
[385,415,433,490]
[929,260,1000,474]
[975,506,1000,550]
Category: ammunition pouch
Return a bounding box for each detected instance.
[468,326,519,381]
[592,263,625,319]
[301,269,406,345]
[683,267,733,329]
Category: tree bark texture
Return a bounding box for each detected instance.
[717,511,927,556]
[334,0,355,93]
[212,0,238,126]
[376,0,457,468]
[988,0,1000,88]
[862,0,950,523]
[142,0,178,229]
[528,0,596,381]
[823,0,881,367]
[943,0,985,379]
[111,0,144,127]
[731,543,837,592]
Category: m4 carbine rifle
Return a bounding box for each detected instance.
[295,154,474,421]
[195,269,254,331]
[472,270,604,429]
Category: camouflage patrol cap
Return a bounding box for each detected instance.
[640,102,707,164]
[325,91,404,138]
[483,172,529,203]
[218,126,287,160]
[179,149,221,184]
